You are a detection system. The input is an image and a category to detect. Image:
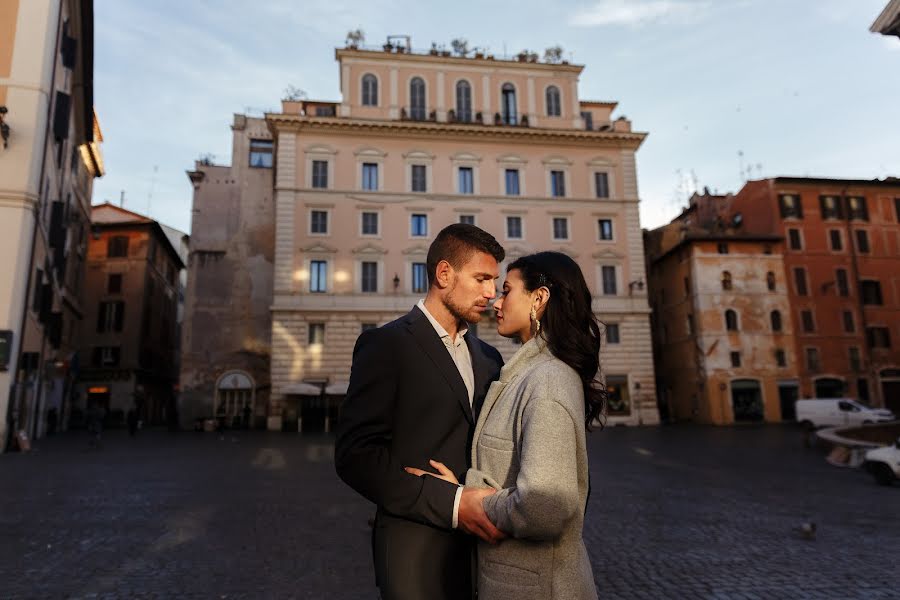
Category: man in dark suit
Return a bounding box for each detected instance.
[336,224,507,599]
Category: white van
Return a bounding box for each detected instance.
[795,398,895,429]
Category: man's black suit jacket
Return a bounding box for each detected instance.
[335,306,504,599]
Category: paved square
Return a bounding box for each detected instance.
[1,425,898,599]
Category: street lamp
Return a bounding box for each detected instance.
[0,106,10,149]
[628,279,644,295]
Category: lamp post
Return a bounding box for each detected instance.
[0,106,10,148]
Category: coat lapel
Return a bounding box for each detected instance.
[405,307,474,424]
[465,333,493,420]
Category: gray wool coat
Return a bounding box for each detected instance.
[465,337,598,599]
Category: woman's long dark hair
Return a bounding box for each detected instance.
[507,251,607,430]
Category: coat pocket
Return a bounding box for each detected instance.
[478,433,515,452]
[479,560,541,598]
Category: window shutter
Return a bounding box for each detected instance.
[114,302,125,331]
[61,34,77,69]
[97,303,105,333]
[53,92,71,141]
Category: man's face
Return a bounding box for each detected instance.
[443,251,500,324]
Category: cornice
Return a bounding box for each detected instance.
[265,114,647,149]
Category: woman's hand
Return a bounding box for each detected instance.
[404,459,460,484]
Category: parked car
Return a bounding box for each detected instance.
[795,398,895,429]
[863,438,900,486]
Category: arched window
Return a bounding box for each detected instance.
[456,80,472,123]
[410,77,426,120]
[766,271,776,291]
[722,271,732,291]
[361,74,378,106]
[546,85,561,116]
[771,310,782,332]
[501,83,517,125]
[725,309,739,331]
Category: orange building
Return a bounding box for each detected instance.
[729,178,900,411]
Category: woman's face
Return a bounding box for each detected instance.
[494,269,534,341]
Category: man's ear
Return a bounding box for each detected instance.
[434,259,453,289]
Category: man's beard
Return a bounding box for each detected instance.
[444,279,485,324]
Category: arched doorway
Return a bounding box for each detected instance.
[880,369,900,413]
[814,377,845,399]
[731,379,763,422]
[215,371,255,429]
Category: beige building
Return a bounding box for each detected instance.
[73,204,184,426]
[262,41,659,430]
[645,194,798,424]
[180,115,275,429]
[0,0,103,450]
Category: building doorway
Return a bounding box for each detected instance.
[814,378,845,398]
[778,382,799,421]
[880,369,900,413]
[731,379,763,422]
[215,371,255,429]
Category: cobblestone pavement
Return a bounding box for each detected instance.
[1,425,898,599]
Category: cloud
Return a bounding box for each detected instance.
[570,0,711,27]
[881,36,900,52]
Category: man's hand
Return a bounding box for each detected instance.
[458,487,507,544]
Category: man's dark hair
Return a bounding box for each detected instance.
[426,224,505,287]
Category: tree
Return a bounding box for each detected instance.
[544,45,564,64]
[283,85,307,101]
[345,29,365,48]
[451,38,469,57]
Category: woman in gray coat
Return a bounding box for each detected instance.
[410,251,605,599]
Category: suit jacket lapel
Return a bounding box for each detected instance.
[466,333,492,420]
[406,307,474,424]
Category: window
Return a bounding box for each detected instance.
[458,214,475,225]
[605,323,620,344]
[550,170,566,197]
[806,348,821,371]
[779,193,802,218]
[605,375,630,416]
[108,236,129,258]
[725,309,738,331]
[314,106,335,117]
[684,276,690,296]
[97,301,124,333]
[820,195,843,219]
[766,271,776,291]
[309,260,327,293]
[506,216,523,239]
[362,163,379,191]
[770,310,782,332]
[595,172,610,198]
[775,349,787,367]
[601,266,617,295]
[855,229,870,253]
[721,271,733,291]
[801,310,814,333]
[858,378,870,402]
[361,211,379,236]
[846,196,868,221]
[687,314,695,335]
[842,310,855,333]
[717,242,729,254]
[545,85,561,116]
[410,77,426,120]
[598,219,613,241]
[581,111,594,130]
[249,139,273,168]
[794,268,808,296]
[361,323,378,333]
[849,347,861,371]
[411,164,427,192]
[458,167,474,194]
[788,228,802,250]
[308,323,325,345]
[730,351,741,368]
[828,229,842,251]
[310,210,328,234]
[92,346,121,367]
[108,274,122,294]
[836,269,849,297]
[552,217,569,241]
[361,261,378,293]
[412,262,428,293]
[505,169,520,196]
[311,160,328,189]
[867,327,891,349]
[411,214,428,237]
[895,198,900,222]
[455,80,472,122]
[501,83,517,125]
[362,74,378,106]
[860,281,883,305]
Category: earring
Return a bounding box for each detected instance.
[530,306,541,336]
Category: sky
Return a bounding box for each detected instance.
[91,0,900,235]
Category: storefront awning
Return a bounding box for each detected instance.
[325,381,349,395]
[283,382,322,396]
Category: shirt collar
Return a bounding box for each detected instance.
[417,299,468,342]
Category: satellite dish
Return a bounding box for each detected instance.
[732,213,743,227]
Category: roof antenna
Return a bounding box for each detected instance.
[119,190,125,207]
